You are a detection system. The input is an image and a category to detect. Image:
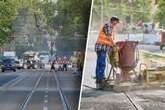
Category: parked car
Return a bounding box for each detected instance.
[0,60,2,71]
[0,59,2,66]
[1,58,16,72]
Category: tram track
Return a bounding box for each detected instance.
[18,72,43,110]
[0,70,79,110]
[53,71,71,110]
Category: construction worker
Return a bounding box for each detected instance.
[95,16,119,89]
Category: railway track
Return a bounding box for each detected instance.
[83,84,144,110]
[0,70,79,110]
[16,70,72,110]
[19,72,43,110]
[53,71,71,110]
[123,92,144,110]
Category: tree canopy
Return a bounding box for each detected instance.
[156,0,165,28]
[0,1,17,45]
[0,0,92,53]
[92,0,151,27]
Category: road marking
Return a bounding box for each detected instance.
[43,106,48,110]
[8,77,25,87]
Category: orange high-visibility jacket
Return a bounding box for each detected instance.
[96,25,115,47]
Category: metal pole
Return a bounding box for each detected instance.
[50,35,53,57]
[100,0,103,24]
[142,0,145,42]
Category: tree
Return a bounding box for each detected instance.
[155,0,165,28]
[39,0,91,51]
[92,0,151,26]
[0,0,92,53]
[0,1,17,45]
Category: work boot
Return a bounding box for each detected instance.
[96,79,108,90]
[96,80,101,90]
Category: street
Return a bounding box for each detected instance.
[0,69,81,110]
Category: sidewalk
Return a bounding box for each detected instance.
[82,49,96,89]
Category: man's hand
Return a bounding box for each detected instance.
[113,41,117,47]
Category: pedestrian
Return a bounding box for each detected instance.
[63,63,67,71]
[95,16,119,89]
[50,60,56,72]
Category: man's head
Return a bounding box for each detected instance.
[110,16,119,27]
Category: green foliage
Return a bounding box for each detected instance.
[156,0,165,28]
[93,0,151,24]
[55,0,91,51]
[0,1,17,45]
[39,0,91,51]
[0,0,91,52]
[40,0,91,37]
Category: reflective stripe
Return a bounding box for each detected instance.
[98,35,113,41]
[99,34,110,39]
[96,25,115,46]
[96,38,113,46]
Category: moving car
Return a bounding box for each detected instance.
[1,58,16,72]
[15,60,23,69]
[24,60,38,69]
[39,55,49,69]
[23,51,40,69]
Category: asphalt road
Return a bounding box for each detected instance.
[80,88,165,110]
[0,69,81,110]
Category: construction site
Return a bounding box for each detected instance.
[80,0,165,110]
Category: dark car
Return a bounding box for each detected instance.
[1,58,16,72]
[0,60,2,66]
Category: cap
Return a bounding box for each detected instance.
[110,16,119,23]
